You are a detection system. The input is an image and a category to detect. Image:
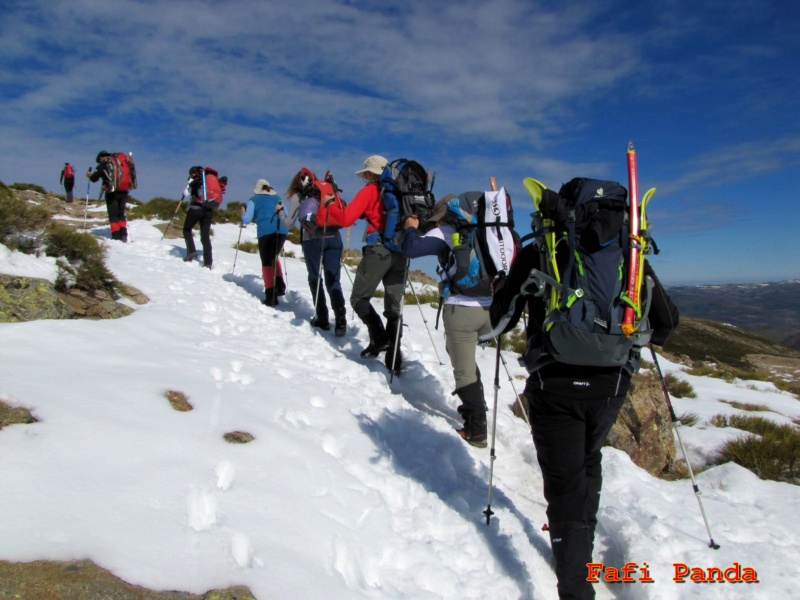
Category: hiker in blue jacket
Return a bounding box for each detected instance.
[400,197,492,447]
[241,179,288,306]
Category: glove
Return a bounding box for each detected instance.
[183,185,191,198]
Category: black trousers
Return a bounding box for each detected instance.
[105,191,128,240]
[183,206,214,265]
[525,365,629,599]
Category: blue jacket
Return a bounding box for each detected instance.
[242,194,288,238]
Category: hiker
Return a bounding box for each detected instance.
[60,163,75,203]
[324,155,407,373]
[241,178,287,306]
[183,165,225,268]
[400,198,493,447]
[487,243,679,599]
[278,168,348,335]
[86,151,131,242]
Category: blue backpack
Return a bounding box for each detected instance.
[378,159,436,252]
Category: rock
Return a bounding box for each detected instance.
[605,369,677,476]
[0,559,256,600]
[509,369,677,476]
[0,274,75,322]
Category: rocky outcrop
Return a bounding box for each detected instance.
[0,559,256,600]
[0,274,74,322]
[606,369,676,476]
[0,274,148,322]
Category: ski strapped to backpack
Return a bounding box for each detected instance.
[438,187,519,299]
[372,158,436,252]
[498,176,657,371]
[107,152,137,193]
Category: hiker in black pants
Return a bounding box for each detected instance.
[488,245,678,599]
[86,152,129,242]
[183,166,224,268]
[60,163,75,203]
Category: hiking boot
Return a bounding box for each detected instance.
[334,314,347,337]
[203,263,212,269]
[263,288,279,306]
[310,316,330,331]
[360,338,390,358]
[457,413,488,448]
[275,276,286,297]
[183,251,198,262]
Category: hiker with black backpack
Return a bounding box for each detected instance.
[324,156,408,373]
[241,178,287,306]
[60,163,75,203]
[86,151,136,242]
[183,165,225,268]
[278,168,348,335]
[484,177,679,599]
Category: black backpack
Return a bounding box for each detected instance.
[377,159,436,252]
[524,177,652,370]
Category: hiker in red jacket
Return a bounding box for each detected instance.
[60,163,75,203]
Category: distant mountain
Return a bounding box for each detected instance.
[666,280,800,350]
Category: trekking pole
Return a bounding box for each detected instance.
[83,177,91,229]
[388,259,410,384]
[231,223,244,274]
[313,221,329,325]
[161,193,186,241]
[272,230,280,291]
[495,340,530,429]
[650,344,720,549]
[483,334,503,525]
[407,277,444,365]
[340,256,356,320]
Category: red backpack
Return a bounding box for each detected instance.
[200,167,224,206]
[109,152,137,192]
[63,164,74,178]
[314,172,346,228]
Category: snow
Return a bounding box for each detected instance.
[1,218,799,600]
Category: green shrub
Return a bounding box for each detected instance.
[287,227,302,245]
[128,197,185,221]
[10,182,47,194]
[235,240,259,254]
[0,180,13,202]
[214,202,246,225]
[664,372,697,398]
[44,225,119,296]
[685,363,768,383]
[711,414,800,484]
[774,380,800,399]
[678,411,700,426]
[720,400,771,412]
[0,194,50,251]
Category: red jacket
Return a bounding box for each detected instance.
[326,182,385,239]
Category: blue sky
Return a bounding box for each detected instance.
[1,0,798,285]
